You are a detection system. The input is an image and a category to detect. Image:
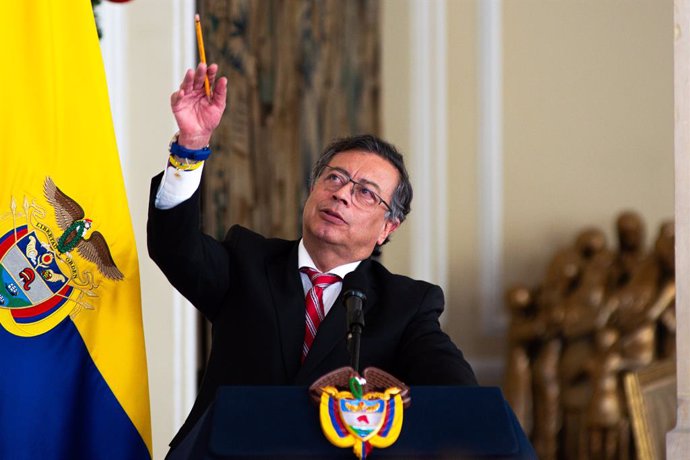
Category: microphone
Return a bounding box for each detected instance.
[343,270,368,332]
[344,289,366,332]
[342,271,367,373]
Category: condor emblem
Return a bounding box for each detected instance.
[311,367,411,460]
[0,177,122,337]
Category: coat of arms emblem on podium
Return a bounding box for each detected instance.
[310,367,411,459]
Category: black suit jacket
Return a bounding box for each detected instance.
[147,174,477,449]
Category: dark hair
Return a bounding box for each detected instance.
[310,134,413,227]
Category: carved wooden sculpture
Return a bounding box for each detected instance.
[530,237,584,460]
[505,213,675,459]
[560,228,615,459]
[504,285,538,435]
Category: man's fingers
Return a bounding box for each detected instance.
[179,68,195,93]
[172,64,224,114]
[170,89,185,108]
[192,63,207,91]
[212,77,228,108]
[207,63,219,86]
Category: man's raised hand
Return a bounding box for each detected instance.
[171,63,227,149]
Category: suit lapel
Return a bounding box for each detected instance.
[266,243,305,381]
[297,259,378,380]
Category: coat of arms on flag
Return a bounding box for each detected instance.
[0,177,122,337]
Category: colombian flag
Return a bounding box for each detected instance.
[0,2,151,459]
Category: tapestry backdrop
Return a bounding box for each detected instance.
[198,0,380,240]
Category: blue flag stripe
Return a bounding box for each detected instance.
[0,318,149,460]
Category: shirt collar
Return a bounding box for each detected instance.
[297,239,361,279]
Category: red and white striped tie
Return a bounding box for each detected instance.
[300,267,341,362]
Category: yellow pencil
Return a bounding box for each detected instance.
[195,14,211,98]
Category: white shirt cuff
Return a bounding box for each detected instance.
[154,160,204,210]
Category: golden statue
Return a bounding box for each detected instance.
[584,327,628,460]
[503,213,675,460]
[653,221,676,359]
[503,286,538,434]
[530,229,593,460]
[608,221,675,370]
[559,228,615,458]
[612,210,647,286]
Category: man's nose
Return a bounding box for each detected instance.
[331,181,355,204]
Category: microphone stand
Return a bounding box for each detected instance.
[348,308,365,374]
[344,290,366,374]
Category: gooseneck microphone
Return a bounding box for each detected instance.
[343,271,367,373]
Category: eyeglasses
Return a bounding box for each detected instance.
[318,166,392,212]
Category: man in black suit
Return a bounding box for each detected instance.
[148,63,477,455]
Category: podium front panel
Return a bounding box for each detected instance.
[201,386,535,459]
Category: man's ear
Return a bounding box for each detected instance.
[377,219,400,246]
